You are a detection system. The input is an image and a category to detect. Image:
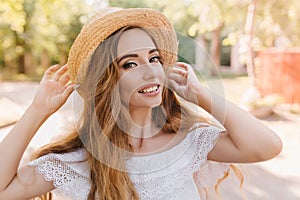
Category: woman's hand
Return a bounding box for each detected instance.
[30,64,75,116]
[167,62,203,105]
[0,64,75,195]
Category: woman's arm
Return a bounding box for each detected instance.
[168,62,282,163]
[197,88,282,163]
[0,64,74,198]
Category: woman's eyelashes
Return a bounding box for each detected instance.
[123,62,137,69]
[121,55,161,70]
[149,55,161,63]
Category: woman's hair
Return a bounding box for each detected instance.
[31,26,210,200]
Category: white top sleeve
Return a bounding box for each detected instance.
[192,123,230,199]
[28,149,91,200]
[193,123,225,160]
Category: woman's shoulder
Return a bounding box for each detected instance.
[188,121,226,153]
[28,148,88,166]
[28,148,90,199]
[28,148,90,186]
[188,121,225,133]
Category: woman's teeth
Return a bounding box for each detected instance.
[139,85,159,93]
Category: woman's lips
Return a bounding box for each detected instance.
[138,85,160,93]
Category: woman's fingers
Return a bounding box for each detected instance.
[59,73,71,86]
[175,62,189,70]
[43,64,60,80]
[171,67,188,77]
[168,73,186,85]
[167,65,189,85]
[51,64,68,81]
[42,64,70,84]
[62,83,75,100]
[167,62,201,105]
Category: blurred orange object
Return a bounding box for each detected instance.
[256,48,300,104]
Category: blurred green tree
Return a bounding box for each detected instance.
[254,0,300,48]
[1,0,299,79]
[110,0,300,65]
[110,0,248,75]
[0,0,88,77]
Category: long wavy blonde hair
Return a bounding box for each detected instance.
[32,26,242,200]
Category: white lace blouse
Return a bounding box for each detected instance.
[28,123,230,200]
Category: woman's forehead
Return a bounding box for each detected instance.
[117,28,156,57]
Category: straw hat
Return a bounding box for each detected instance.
[67,7,178,83]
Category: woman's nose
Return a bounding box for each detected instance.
[142,62,159,80]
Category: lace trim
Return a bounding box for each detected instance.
[131,124,224,199]
[28,150,90,200]
[126,131,194,175]
[190,124,224,170]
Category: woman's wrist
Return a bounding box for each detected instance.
[194,86,212,112]
[26,103,51,121]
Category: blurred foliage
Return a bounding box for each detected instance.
[0,0,89,78]
[110,0,300,72]
[1,0,300,80]
[255,0,300,48]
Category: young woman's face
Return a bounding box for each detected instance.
[117,28,165,110]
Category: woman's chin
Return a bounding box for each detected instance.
[129,99,162,110]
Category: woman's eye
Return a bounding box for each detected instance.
[149,56,161,63]
[123,62,137,69]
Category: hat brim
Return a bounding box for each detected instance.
[67,8,178,83]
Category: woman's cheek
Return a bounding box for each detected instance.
[118,73,138,104]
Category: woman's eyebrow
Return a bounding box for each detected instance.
[149,49,158,54]
[117,49,158,64]
[117,54,138,64]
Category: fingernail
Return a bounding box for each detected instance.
[73,84,80,90]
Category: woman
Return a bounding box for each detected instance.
[0,8,282,200]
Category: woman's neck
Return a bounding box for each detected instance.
[129,107,161,149]
[129,107,152,126]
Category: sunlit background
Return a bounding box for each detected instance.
[1,0,300,80]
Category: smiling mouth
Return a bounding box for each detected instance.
[138,85,160,93]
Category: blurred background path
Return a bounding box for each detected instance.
[0,78,300,200]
